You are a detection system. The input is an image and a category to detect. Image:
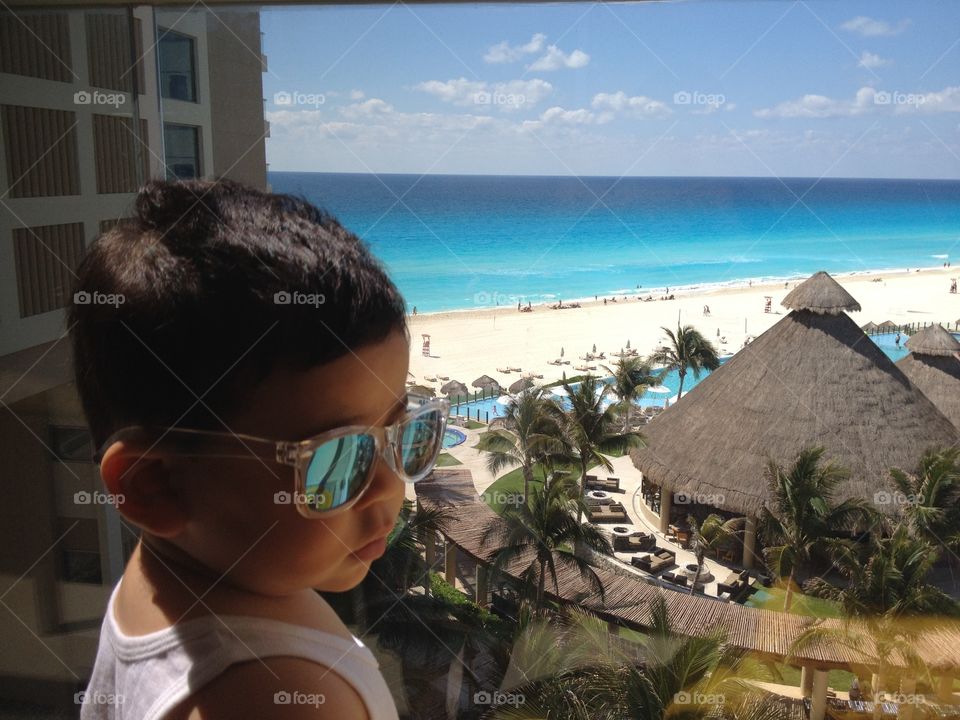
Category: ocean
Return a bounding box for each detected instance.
[268,173,960,314]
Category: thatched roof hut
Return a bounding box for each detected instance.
[860,321,878,333]
[631,271,959,517]
[409,384,436,397]
[876,320,898,331]
[471,375,500,392]
[508,377,534,394]
[896,325,960,430]
[441,380,468,397]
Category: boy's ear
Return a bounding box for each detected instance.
[99,442,189,538]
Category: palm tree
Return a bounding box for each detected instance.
[488,596,782,720]
[759,447,876,611]
[561,375,644,520]
[649,324,720,401]
[889,446,960,553]
[796,525,957,719]
[602,355,661,431]
[477,386,569,501]
[481,475,613,616]
[687,513,745,596]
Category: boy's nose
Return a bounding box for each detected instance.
[355,459,404,511]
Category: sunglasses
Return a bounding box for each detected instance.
[95,396,450,518]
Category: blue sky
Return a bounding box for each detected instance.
[261,1,960,178]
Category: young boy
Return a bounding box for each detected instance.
[71,179,448,719]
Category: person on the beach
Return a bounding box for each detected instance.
[895,332,901,347]
[412,305,417,315]
[73,179,442,720]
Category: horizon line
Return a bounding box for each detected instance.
[266,170,960,182]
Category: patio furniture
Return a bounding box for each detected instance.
[633,547,676,574]
[662,571,688,587]
[585,476,623,493]
[613,532,656,553]
[588,502,629,524]
[717,570,751,598]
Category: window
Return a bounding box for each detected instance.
[49,426,94,463]
[163,123,201,179]
[57,518,101,585]
[158,27,197,102]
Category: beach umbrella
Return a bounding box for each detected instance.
[626,339,631,349]
[897,326,960,430]
[860,321,878,332]
[592,343,597,353]
[472,375,501,392]
[441,380,468,397]
[647,385,670,394]
[560,347,564,358]
[409,384,436,398]
[509,377,534,394]
[877,320,897,331]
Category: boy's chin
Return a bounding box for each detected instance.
[316,558,373,593]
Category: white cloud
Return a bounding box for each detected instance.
[338,98,394,119]
[349,89,365,101]
[484,33,546,63]
[840,16,911,37]
[591,91,672,118]
[858,51,890,69]
[756,86,960,118]
[414,77,553,111]
[527,46,590,71]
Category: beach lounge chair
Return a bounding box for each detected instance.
[632,547,676,574]
[585,476,622,493]
[496,367,511,373]
[575,365,589,372]
[662,571,688,587]
[717,570,751,597]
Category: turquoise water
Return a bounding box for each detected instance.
[451,333,933,420]
[442,428,466,448]
[269,173,960,313]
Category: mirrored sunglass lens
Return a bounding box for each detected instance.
[304,433,376,511]
[400,410,443,478]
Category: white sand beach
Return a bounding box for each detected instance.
[408,266,960,389]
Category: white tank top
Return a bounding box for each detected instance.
[80,580,399,720]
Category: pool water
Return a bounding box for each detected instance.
[442,428,466,449]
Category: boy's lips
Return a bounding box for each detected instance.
[351,534,389,561]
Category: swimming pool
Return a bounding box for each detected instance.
[442,428,467,449]
[869,330,960,363]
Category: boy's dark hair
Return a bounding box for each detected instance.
[68,178,407,451]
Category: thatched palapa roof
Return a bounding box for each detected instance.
[472,375,500,392]
[508,377,534,394]
[631,272,959,517]
[860,321,878,332]
[441,380,468,397]
[896,325,960,430]
[781,271,860,314]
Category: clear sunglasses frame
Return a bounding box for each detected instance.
[95,396,451,518]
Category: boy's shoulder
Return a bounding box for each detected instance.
[165,656,370,720]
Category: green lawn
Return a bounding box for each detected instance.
[435,452,462,467]
[481,460,602,514]
[744,586,842,619]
